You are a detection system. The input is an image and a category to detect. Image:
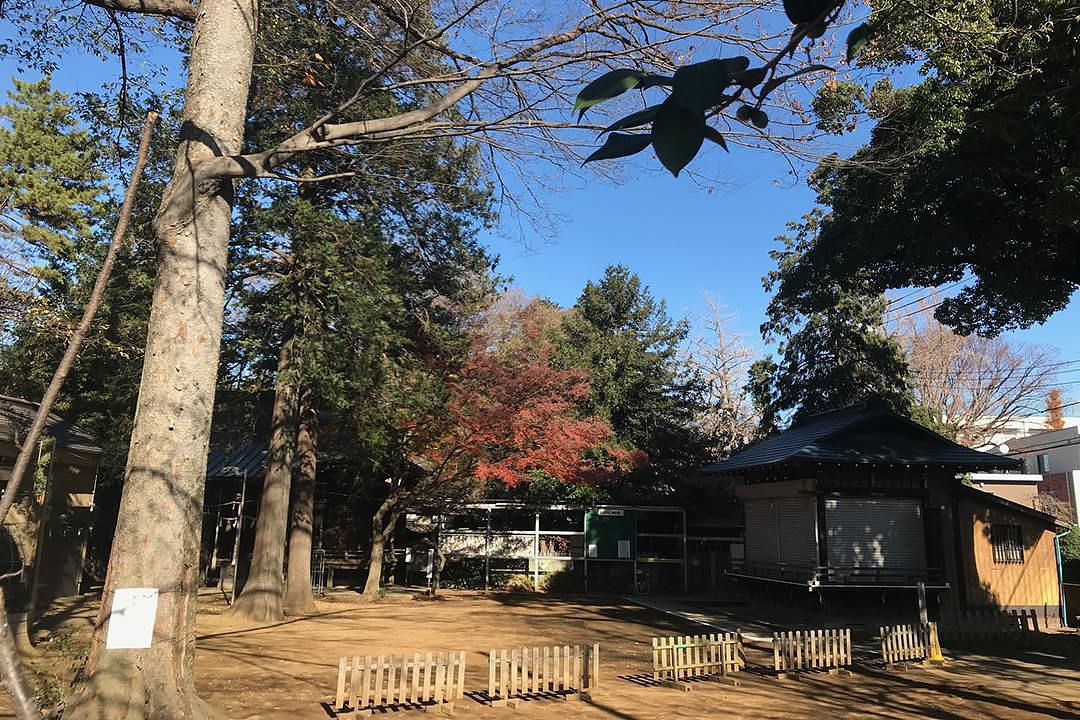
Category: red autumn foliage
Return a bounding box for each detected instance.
[422,301,642,488]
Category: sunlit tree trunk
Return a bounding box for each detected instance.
[361,491,405,597]
[64,0,256,716]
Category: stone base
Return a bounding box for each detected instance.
[661,679,693,692]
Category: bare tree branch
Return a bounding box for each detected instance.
[889,295,1061,448]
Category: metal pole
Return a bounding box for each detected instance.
[583,509,589,593]
[917,581,928,625]
[533,511,540,592]
[1055,529,1071,628]
[230,470,247,605]
[210,504,222,571]
[485,508,491,592]
[682,508,688,595]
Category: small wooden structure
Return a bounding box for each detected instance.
[334,651,466,715]
[651,632,744,690]
[880,622,944,669]
[487,643,599,707]
[939,609,1040,646]
[771,628,852,679]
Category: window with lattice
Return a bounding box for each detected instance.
[990,524,1024,564]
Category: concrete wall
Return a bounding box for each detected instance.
[969,473,1041,509]
[1010,426,1080,476]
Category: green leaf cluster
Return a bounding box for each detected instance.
[576,57,751,176]
[796,0,1080,336]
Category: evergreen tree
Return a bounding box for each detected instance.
[0,77,106,326]
[778,0,1080,336]
[217,0,496,619]
[557,265,707,497]
[750,212,914,428]
[0,81,176,581]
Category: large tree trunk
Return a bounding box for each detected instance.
[227,335,298,622]
[361,493,405,597]
[283,390,318,614]
[63,0,256,717]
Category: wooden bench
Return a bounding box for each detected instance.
[772,628,852,680]
[880,622,944,670]
[334,651,465,715]
[487,643,599,707]
[651,632,744,690]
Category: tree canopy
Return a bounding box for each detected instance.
[750,212,914,428]
[775,0,1080,335]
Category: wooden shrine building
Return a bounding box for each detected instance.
[701,400,1064,623]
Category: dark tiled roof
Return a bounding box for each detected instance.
[205,442,268,479]
[0,395,103,456]
[701,402,1021,474]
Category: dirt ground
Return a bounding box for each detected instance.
[12,590,1080,719]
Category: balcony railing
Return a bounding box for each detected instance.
[729,560,946,588]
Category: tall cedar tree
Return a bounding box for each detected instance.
[217,0,495,621]
[750,211,915,429]
[557,266,707,499]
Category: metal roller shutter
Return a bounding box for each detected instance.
[743,500,778,564]
[824,498,926,570]
[776,497,817,568]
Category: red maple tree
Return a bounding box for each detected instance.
[361,300,643,594]
[424,300,643,487]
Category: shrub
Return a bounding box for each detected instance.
[501,574,535,592]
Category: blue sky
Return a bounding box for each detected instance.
[4,25,1077,406]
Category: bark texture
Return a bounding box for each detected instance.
[361,492,404,597]
[63,0,256,716]
[283,391,317,615]
[227,336,298,622]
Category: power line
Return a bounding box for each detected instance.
[1005,436,1080,457]
[892,299,947,321]
[910,361,1080,379]
[887,281,966,312]
[911,377,1080,392]
[1046,399,1080,413]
